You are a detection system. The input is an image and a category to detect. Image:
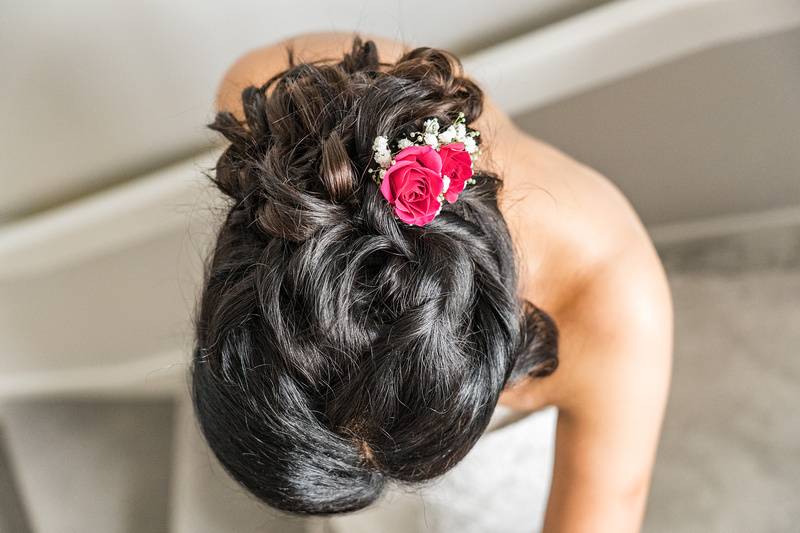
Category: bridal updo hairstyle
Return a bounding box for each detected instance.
[191,36,559,515]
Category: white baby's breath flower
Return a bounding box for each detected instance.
[372,135,389,153]
[463,136,478,154]
[397,138,414,149]
[438,126,456,144]
[423,132,439,149]
[372,135,394,168]
[423,118,440,135]
[374,150,392,168]
[454,123,467,142]
[441,175,451,194]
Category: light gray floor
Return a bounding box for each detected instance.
[644,224,800,533]
[0,399,174,533]
[0,223,798,532]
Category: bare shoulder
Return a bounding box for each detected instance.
[495,127,674,412]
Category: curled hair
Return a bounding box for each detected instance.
[191,36,559,515]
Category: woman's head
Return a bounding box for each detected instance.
[191,36,559,515]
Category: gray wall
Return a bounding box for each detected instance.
[514,28,800,226]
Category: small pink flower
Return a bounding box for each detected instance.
[438,142,473,203]
[379,145,444,226]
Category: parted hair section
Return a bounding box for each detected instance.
[191,36,559,515]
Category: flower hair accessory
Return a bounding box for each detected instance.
[369,112,480,226]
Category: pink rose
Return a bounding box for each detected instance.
[438,142,473,203]
[379,145,444,226]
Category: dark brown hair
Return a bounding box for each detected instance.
[191,35,558,515]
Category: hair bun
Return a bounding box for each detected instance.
[192,35,559,516]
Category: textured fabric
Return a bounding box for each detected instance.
[311,405,558,533]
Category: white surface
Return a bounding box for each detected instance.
[465,0,800,114]
[0,352,182,400]
[0,154,220,392]
[0,151,222,280]
[0,223,201,382]
[647,205,800,245]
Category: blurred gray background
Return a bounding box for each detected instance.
[1,1,798,532]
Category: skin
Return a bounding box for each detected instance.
[216,32,674,533]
